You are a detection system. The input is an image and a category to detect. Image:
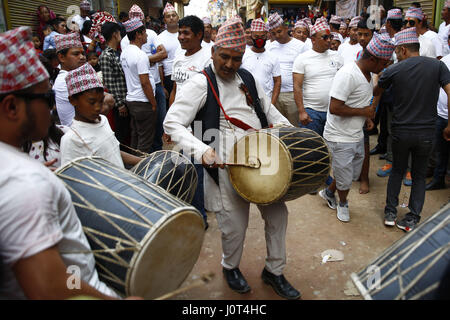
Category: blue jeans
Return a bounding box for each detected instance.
[152,83,167,152]
[299,108,327,136]
[433,116,449,181]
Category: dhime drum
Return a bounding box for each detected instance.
[56,157,205,299]
[131,150,198,204]
[227,127,331,205]
[351,203,450,300]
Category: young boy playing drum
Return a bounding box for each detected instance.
[60,63,142,168]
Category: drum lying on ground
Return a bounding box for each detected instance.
[131,150,198,204]
[228,127,331,205]
[56,157,205,299]
[351,203,450,300]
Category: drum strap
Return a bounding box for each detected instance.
[201,70,255,131]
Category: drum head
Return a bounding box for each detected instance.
[128,209,205,299]
[228,131,292,205]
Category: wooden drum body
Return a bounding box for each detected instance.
[228,127,331,205]
[56,157,205,299]
[131,150,198,204]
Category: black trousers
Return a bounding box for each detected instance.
[126,100,157,154]
[385,129,434,220]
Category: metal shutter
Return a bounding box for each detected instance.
[394,0,435,24]
[6,0,78,31]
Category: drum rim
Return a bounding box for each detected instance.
[55,155,108,175]
[126,206,205,297]
[131,150,196,174]
[350,202,450,300]
[228,129,293,205]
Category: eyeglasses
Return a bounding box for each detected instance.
[321,34,333,40]
[405,20,416,26]
[15,90,55,109]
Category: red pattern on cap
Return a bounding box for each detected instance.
[54,32,83,53]
[0,27,49,94]
[129,4,144,21]
[251,18,268,32]
[65,63,103,97]
[163,3,176,15]
[311,20,330,36]
[215,18,246,53]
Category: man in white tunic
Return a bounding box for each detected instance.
[163,18,301,300]
[404,7,436,58]
[438,1,450,57]
[338,16,362,65]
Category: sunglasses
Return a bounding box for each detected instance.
[404,20,416,26]
[16,90,55,109]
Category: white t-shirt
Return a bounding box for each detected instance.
[423,30,444,58]
[437,54,450,120]
[438,22,450,57]
[157,30,181,77]
[121,44,155,102]
[121,30,162,84]
[418,34,437,58]
[202,40,215,51]
[0,141,118,299]
[293,49,344,112]
[61,115,124,168]
[267,38,306,92]
[324,62,373,143]
[53,69,75,126]
[242,49,281,98]
[171,47,212,96]
[303,38,313,50]
[338,41,362,65]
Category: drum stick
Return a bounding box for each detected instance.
[224,162,260,168]
[154,272,215,300]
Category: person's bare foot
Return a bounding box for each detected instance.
[359,180,369,194]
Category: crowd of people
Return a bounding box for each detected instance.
[0,0,449,300]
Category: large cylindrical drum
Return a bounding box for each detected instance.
[351,203,450,300]
[228,127,331,205]
[131,150,198,204]
[56,157,205,299]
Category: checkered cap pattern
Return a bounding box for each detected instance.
[405,7,424,20]
[349,16,361,28]
[310,20,330,36]
[394,27,419,45]
[88,11,116,43]
[387,8,403,20]
[215,18,246,53]
[202,17,211,25]
[316,17,328,24]
[163,2,176,15]
[302,18,312,26]
[330,15,341,25]
[294,20,308,29]
[80,0,91,10]
[366,32,395,60]
[380,25,389,35]
[54,32,83,53]
[268,12,284,30]
[251,18,268,32]
[65,63,103,97]
[331,32,341,42]
[123,18,144,33]
[340,21,347,29]
[0,27,49,94]
[129,4,145,21]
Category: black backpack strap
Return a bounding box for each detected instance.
[237,68,269,128]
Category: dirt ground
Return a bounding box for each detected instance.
[170,135,450,300]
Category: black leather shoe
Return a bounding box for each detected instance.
[223,268,250,293]
[370,145,386,156]
[426,179,446,191]
[261,268,301,300]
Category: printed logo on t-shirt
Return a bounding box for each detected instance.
[172,65,200,84]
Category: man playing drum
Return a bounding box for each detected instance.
[0,27,122,299]
[163,18,300,300]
